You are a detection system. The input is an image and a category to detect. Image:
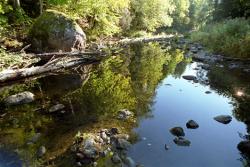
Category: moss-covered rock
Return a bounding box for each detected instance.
[29,10,86,52]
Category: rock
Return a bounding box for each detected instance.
[110,127,119,135]
[228,63,240,69]
[186,120,199,129]
[49,104,65,113]
[214,115,232,124]
[112,153,122,164]
[190,46,198,53]
[182,75,197,81]
[93,162,98,167]
[170,127,185,137]
[173,137,191,146]
[29,10,86,52]
[164,144,170,150]
[124,157,136,167]
[201,64,210,70]
[117,109,133,120]
[100,131,108,141]
[243,69,250,73]
[114,134,129,141]
[81,138,100,159]
[197,45,203,50]
[27,133,41,144]
[76,152,85,159]
[205,91,212,94]
[237,141,250,155]
[115,138,131,150]
[4,91,35,106]
[37,146,46,157]
[76,162,82,166]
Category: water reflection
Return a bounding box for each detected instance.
[0,43,249,166]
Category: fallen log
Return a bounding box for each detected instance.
[0,35,177,83]
[0,55,103,83]
[116,35,178,45]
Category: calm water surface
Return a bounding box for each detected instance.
[0,43,249,167]
[128,63,246,167]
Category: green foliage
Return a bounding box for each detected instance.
[47,0,130,38]
[188,0,214,30]
[171,0,190,30]
[213,0,250,21]
[0,0,12,35]
[130,0,175,32]
[74,56,137,115]
[191,18,250,58]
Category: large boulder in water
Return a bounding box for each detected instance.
[29,10,86,52]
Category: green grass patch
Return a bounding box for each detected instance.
[191,18,250,59]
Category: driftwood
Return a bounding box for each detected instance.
[116,35,177,45]
[0,55,103,83]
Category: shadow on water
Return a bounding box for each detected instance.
[0,42,249,166]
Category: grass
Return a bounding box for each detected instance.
[191,18,250,59]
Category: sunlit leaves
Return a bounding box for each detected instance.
[130,0,175,31]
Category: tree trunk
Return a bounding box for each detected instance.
[0,56,102,83]
[39,0,43,15]
[11,0,20,9]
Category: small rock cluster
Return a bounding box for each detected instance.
[71,127,136,166]
[117,109,134,120]
[169,115,234,148]
[169,125,192,147]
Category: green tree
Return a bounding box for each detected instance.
[47,0,130,38]
[189,0,214,29]
[130,0,175,31]
[171,0,190,30]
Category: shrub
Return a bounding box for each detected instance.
[191,18,250,59]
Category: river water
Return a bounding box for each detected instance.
[0,42,249,167]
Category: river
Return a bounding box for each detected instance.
[0,42,249,167]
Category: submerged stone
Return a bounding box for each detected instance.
[214,115,232,124]
[182,75,197,81]
[186,120,199,129]
[124,157,136,167]
[115,138,131,150]
[170,127,185,137]
[112,153,122,164]
[173,137,191,146]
